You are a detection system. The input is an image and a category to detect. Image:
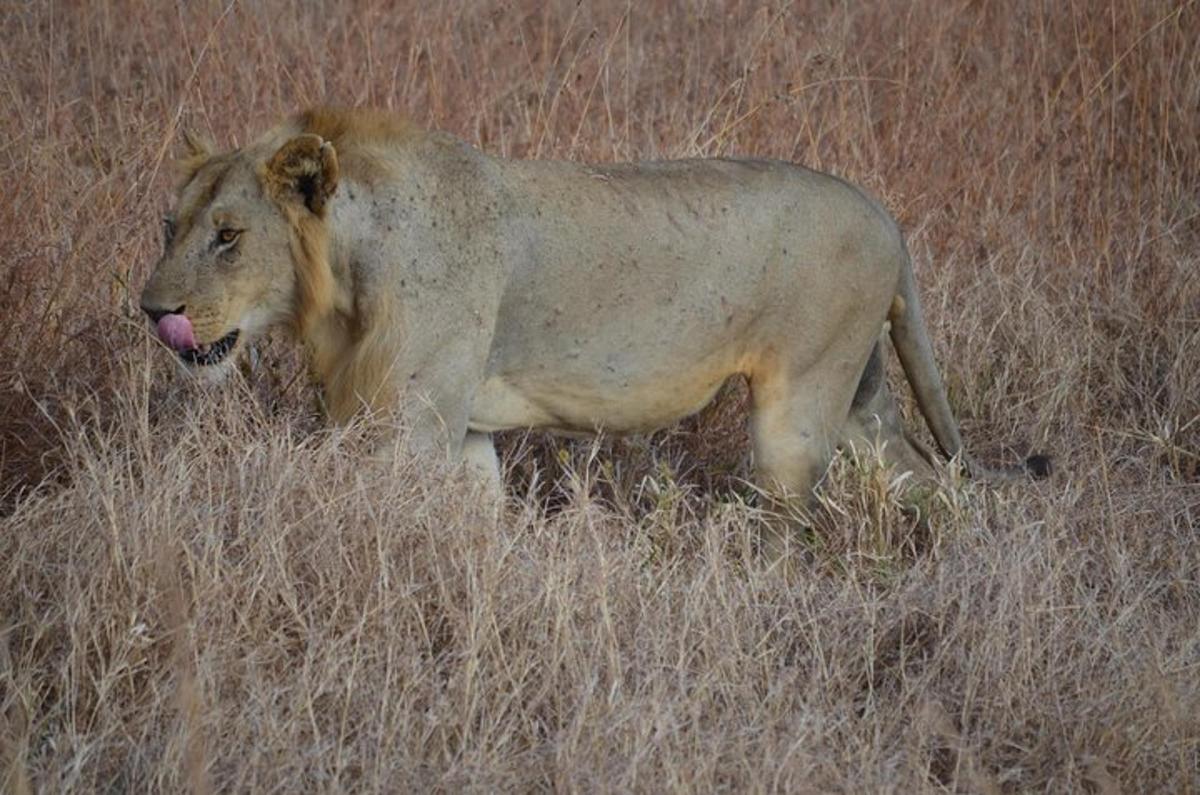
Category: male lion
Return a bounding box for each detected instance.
[141,107,1047,506]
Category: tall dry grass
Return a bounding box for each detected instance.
[1,0,1198,791]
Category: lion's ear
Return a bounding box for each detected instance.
[175,128,214,182]
[264,134,339,216]
[181,128,213,160]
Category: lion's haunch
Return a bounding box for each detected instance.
[157,313,196,352]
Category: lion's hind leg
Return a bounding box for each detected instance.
[748,354,865,559]
[842,341,939,478]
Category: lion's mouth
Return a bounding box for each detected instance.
[180,329,240,367]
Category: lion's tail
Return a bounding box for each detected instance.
[887,248,1051,480]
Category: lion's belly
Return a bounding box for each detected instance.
[467,361,733,435]
[471,258,767,435]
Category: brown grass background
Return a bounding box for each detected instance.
[2,0,1198,791]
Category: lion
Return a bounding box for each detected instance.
[141,107,1048,510]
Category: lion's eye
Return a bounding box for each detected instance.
[162,217,176,245]
[216,228,242,246]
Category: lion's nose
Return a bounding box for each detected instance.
[141,304,185,324]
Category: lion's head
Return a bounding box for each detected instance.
[140,129,340,374]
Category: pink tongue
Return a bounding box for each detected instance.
[157,313,196,352]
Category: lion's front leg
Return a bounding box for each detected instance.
[366,393,499,489]
[462,431,503,494]
[371,425,501,497]
[361,334,502,495]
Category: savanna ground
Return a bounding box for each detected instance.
[2,0,1198,791]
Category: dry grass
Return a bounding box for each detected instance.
[2,0,1198,791]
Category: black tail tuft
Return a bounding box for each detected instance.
[1024,453,1052,479]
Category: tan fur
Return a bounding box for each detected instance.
[292,107,418,183]
[296,107,418,149]
[174,129,214,185]
[319,301,402,423]
[142,107,1043,509]
[280,205,339,337]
